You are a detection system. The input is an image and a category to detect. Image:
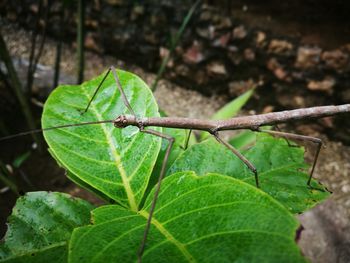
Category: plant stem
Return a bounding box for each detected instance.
[151,0,202,91]
[53,2,65,88]
[0,161,19,196]
[0,31,44,151]
[77,0,86,84]
[27,0,50,95]
[27,0,43,95]
[53,38,62,88]
[0,119,9,136]
[32,0,49,77]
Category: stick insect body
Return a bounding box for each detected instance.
[2,66,350,262]
[87,67,350,262]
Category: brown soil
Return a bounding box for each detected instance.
[230,0,350,49]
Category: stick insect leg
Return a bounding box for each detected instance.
[82,66,136,117]
[275,125,297,147]
[137,128,174,262]
[259,129,323,186]
[212,132,259,188]
[180,129,192,150]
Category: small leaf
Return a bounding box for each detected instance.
[211,89,254,120]
[12,152,31,168]
[69,172,306,263]
[201,88,254,140]
[0,192,93,263]
[169,134,330,213]
[42,70,161,210]
[158,109,168,117]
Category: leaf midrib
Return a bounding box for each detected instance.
[81,88,137,211]
[139,210,195,262]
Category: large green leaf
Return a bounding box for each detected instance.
[0,192,93,263]
[42,70,161,210]
[200,88,254,140]
[69,172,306,263]
[168,134,330,213]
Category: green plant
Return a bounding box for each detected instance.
[0,152,31,196]
[0,70,329,262]
[151,0,202,91]
[76,0,85,84]
[0,32,43,151]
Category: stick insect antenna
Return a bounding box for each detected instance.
[111,66,137,117]
[0,120,114,142]
[82,66,137,118]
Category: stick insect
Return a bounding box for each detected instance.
[1,66,350,262]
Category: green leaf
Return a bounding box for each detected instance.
[69,172,306,263]
[0,192,93,263]
[156,110,196,170]
[47,148,113,203]
[168,134,330,213]
[140,125,189,205]
[155,108,190,174]
[41,70,161,210]
[200,89,254,140]
[151,128,187,184]
[229,126,271,149]
[154,110,196,178]
[211,89,254,120]
[12,151,31,168]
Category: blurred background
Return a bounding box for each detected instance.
[0,1,349,262]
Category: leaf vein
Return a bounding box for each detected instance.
[81,88,137,211]
[146,182,228,213]
[162,201,260,225]
[185,229,291,245]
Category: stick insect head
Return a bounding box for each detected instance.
[113,115,129,128]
